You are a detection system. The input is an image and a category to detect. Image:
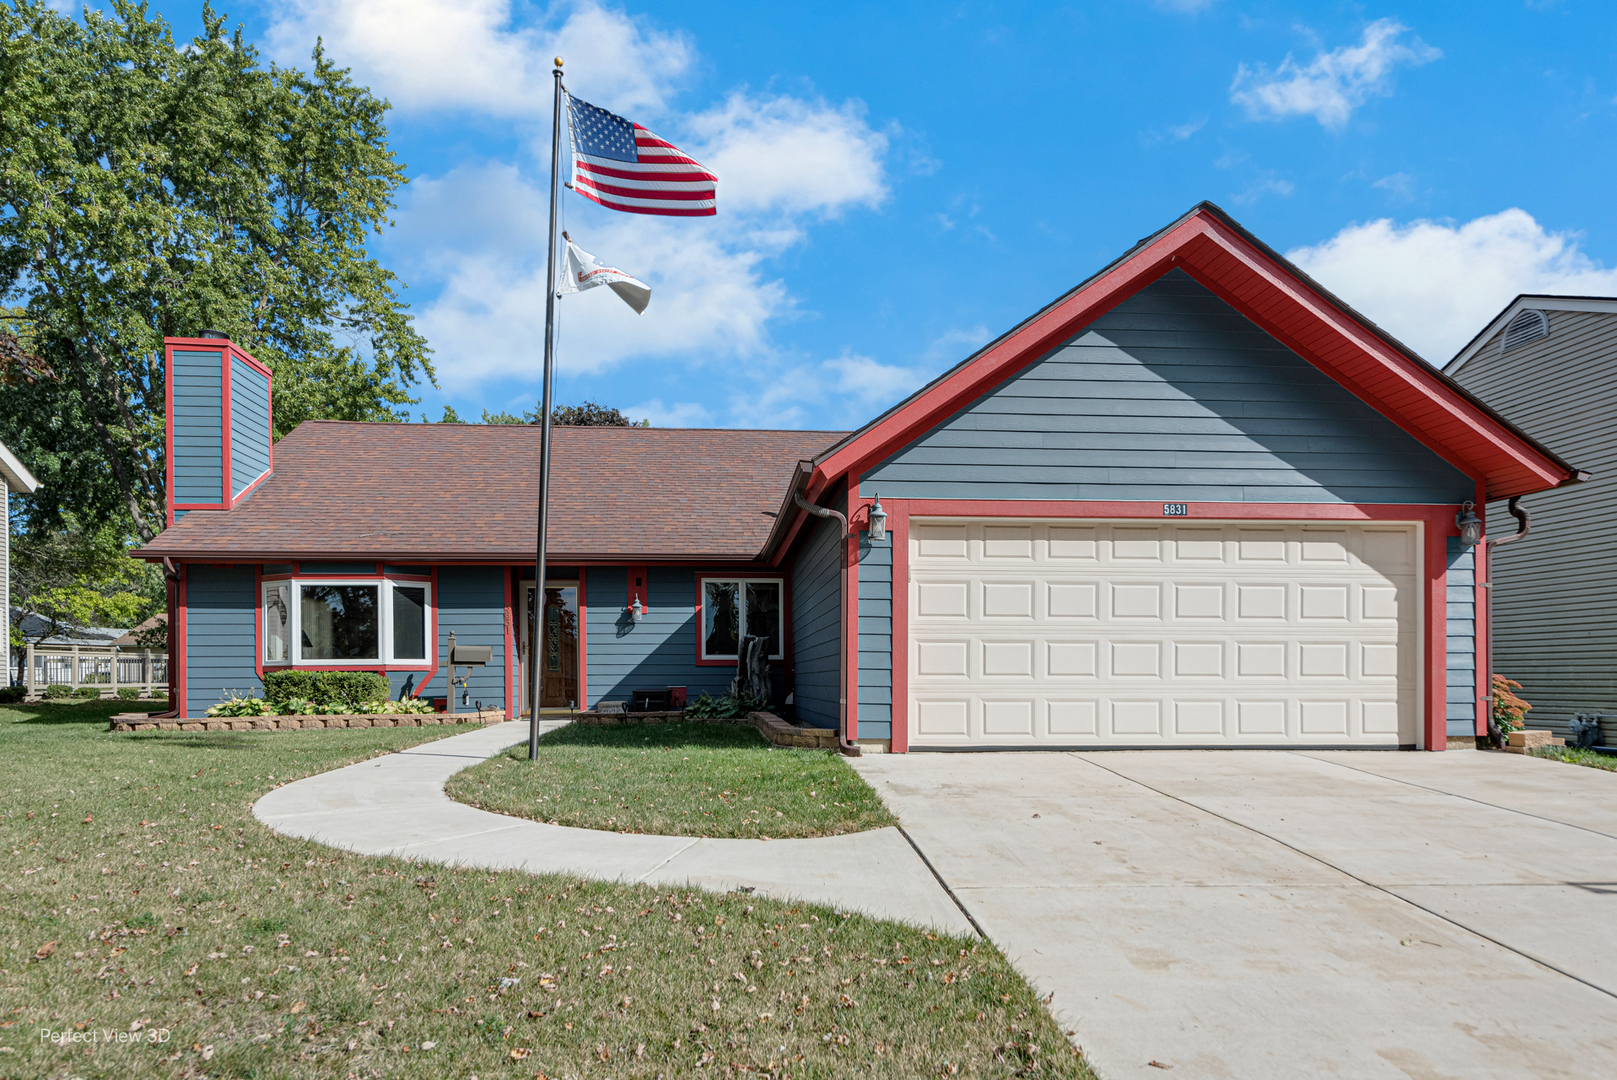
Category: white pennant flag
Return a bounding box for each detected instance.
[558,233,651,314]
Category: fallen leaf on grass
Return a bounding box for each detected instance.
[510,1047,531,1060]
[290,1001,305,1014]
[420,1041,436,1050]
[184,964,198,977]
[201,1045,213,1061]
[33,941,56,960]
[82,814,93,824]
[1149,1062,1172,1070]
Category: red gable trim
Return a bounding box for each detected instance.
[805,205,1575,508]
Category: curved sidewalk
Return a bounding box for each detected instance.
[254,721,970,934]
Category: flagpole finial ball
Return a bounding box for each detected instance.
[554,57,563,68]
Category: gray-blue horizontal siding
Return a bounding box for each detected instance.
[857,532,892,740]
[1446,539,1477,737]
[185,565,259,716]
[172,349,224,504]
[230,357,272,498]
[584,566,733,708]
[860,270,1475,504]
[791,516,841,730]
[427,566,508,709]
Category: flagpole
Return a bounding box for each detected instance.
[530,58,565,760]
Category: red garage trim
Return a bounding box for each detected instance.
[883,499,1455,753]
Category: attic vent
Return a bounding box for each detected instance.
[1500,308,1550,353]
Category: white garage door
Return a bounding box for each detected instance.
[907,519,1420,748]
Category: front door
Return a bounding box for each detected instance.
[520,582,579,713]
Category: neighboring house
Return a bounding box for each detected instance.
[1445,296,1616,740]
[137,203,1583,751]
[2,439,41,685]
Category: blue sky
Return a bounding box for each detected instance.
[146,1,1617,429]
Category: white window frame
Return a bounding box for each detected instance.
[699,576,785,661]
[261,578,433,668]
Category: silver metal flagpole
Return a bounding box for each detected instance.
[530,58,565,760]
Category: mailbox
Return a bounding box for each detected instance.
[445,632,491,717]
[451,643,492,666]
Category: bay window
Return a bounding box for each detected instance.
[262,578,432,666]
[700,577,782,660]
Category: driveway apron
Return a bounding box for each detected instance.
[853,749,1617,1080]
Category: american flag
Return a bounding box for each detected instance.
[566,94,717,217]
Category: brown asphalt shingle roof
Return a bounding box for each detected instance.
[138,422,846,563]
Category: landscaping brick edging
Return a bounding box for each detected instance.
[108,708,509,733]
[570,707,839,750]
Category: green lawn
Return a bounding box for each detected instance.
[1530,745,1617,771]
[0,699,1095,1079]
[447,720,899,839]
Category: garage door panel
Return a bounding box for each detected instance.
[909,519,1418,747]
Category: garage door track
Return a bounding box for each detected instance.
[853,749,1617,1080]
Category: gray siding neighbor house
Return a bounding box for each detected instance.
[138,203,1582,752]
[1446,296,1617,742]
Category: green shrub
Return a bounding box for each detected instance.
[683,692,762,720]
[0,685,24,704]
[261,670,389,709]
[115,687,141,700]
[42,684,74,699]
[73,686,101,699]
[205,693,277,718]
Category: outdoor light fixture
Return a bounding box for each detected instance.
[631,596,644,622]
[868,495,888,543]
[1456,501,1483,547]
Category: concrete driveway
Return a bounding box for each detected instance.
[852,749,1617,1080]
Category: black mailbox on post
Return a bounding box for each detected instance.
[445,632,491,717]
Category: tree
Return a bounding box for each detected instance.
[8,513,164,680]
[470,400,644,426]
[0,1,434,542]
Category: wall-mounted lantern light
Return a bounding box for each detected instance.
[868,495,888,543]
[630,596,644,622]
[1456,501,1483,547]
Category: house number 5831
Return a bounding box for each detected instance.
[1163,503,1188,516]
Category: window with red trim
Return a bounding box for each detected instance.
[699,577,783,661]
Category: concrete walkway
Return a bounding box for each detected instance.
[253,721,970,934]
[852,749,1617,1080]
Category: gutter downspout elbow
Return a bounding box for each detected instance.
[793,491,849,539]
[793,491,861,756]
[1488,495,1529,550]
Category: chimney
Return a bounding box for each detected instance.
[164,335,273,526]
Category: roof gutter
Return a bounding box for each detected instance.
[757,460,817,564]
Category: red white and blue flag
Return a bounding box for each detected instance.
[565,93,717,217]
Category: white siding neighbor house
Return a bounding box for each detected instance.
[1,439,41,678]
[1446,296,1617,742]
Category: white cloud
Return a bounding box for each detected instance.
[625,398,712,427]
[689,94,889,217]
[1230,19,1440,130]
[1231,172,1295,205]
[265,0,692,118]
[1287,209,1617,362]
[1371,171,1417,201]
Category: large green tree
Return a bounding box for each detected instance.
[0,1,433,542]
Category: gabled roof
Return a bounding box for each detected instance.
[1444,294,1617,378]
[138,422,846,563]
[791,202,1581,522]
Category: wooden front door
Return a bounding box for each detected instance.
[521,583,579,712]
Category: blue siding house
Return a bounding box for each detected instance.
[139,204,1581,751]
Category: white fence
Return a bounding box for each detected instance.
[13,645,168,698]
